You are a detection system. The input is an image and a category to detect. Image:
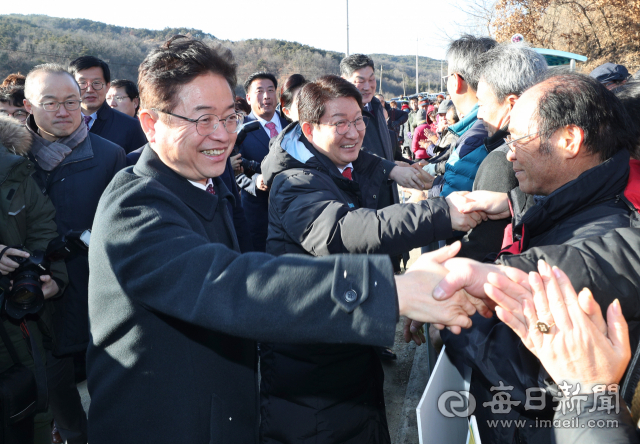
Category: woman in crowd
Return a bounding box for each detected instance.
[278,73,307,122]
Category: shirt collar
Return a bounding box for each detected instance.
[255,114,282,131]
[337,162,354,174]
[188,177,214,191]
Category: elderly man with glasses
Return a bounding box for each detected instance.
[22,63,125,444]
[69,56,147,153]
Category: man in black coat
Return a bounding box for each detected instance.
[259,76,485,444]
[86,36,488,444]
[24,63,126,444]
[69,56,147,153]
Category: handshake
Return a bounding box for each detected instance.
[395,190,519,341]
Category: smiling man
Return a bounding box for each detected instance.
[234,71,289,251]
[86,36,492,444]
[260,75,485,443]
[69,56,147,153]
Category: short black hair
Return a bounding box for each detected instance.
[111,79,140,115]
[69,56,111,84]
[243,72,277,94]
[534,73,634,162]
[0,85,25,107]
[615,81,640,159]
[340,54,375,78]
[138,35,237,112]
[298,75,363,125]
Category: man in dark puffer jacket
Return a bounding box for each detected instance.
[260,76,486,444]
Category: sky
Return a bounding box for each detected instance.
[2,0,467,60]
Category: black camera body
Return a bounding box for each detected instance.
[0,229,90,319]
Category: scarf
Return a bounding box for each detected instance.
[26,115,88,171]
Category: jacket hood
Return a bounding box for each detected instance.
[0,115,32,156]
[448,104,479,138]
[262,123,317,186]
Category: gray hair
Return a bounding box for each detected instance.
[340,54,375,78]
[477,43,548,103]
[24,63,79,100]
[446,35,497,91]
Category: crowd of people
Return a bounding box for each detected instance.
[0,32,639,444]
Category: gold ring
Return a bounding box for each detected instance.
[536,321,555,334]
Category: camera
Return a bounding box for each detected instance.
[0,229,90,319]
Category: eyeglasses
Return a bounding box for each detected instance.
[504,131,543,152]
[154,109,245,136]
[0,110,28,121]
[78,81,105,91]
[106,95,132,103]
[38,100,83,112]
[320,116,367,135]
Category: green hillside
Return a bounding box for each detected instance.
[0,14,445,98]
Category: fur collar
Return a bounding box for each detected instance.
[0,115,32,156]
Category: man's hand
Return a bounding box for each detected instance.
[433,257,531,310]
[411,163,435,189]
[456,190,510,220]
[40,275,60,299]
[230,153,243,176]
[488,261,631,395]
[0,246,29,275]
[256,174,268,191]
[389,165,428,190]
[395,243,492,334]
[445,193,486,232]
[403,317,427,345]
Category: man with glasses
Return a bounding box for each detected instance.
[23,63,126,444]
[69,56,147,153]
[0,84,29,123]
[106,79,140,118]
[259,75,485,443]
[86,36,493,444]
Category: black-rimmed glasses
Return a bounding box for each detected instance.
[0,110,28,121]
[320,116,367,135]
[38,100,83,112]
[154,109,245,136]
[78,81,105,91]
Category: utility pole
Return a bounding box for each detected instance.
[428,77,430,94]
[379,65,383,94]
[415,37,419,95]
[346,0,349,57]
[402,73,406,96]
[440,59,444,92]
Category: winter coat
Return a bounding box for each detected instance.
[86,146,400,444]
[235,112,289,251]
[28,118,126,355]
[259,123,454,443]
[443,149,637,444]
[411,123,435,160]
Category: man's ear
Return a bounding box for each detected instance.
[506,94,519,110]
[23,99,32,114]
[133,98,140,109]
[301,121,314,141]
[139,108,158,143]
[558,124,584,159]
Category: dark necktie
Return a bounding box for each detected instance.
[341,167,352,181]
[206,183,216,195]
[83,115,92,129]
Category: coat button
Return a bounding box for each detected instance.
[373,195,377,199]
[344,289,357,303]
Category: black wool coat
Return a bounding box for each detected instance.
[86,147,399,444]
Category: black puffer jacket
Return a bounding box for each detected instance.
[260,123,454,444]
[443,149,637,444]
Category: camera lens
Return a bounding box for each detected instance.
[5,270,44,318]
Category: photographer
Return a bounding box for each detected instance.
[0,114,67,444]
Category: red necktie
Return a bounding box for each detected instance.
[206,183,216,195]
[265,122,279,138]
[341,167,352,180]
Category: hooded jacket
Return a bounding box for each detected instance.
[259,123,454,443]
